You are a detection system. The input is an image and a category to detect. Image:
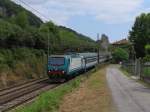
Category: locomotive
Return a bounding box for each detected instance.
[47,52,109,81]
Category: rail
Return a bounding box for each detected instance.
[0,78,59,112]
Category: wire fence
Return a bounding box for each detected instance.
[122,59,150,83]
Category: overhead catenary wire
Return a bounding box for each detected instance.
[15,0,50,21]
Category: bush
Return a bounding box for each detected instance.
[143,55,150,62]
[143,68,150,77]
[145,44,150,55]
[112,48,129,63]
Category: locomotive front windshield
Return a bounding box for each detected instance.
[49,57,65,65]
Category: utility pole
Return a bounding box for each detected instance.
[47,28,50,59]
[97,33,100,64]
[47,27,50,73]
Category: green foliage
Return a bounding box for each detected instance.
[143,45,150,62]
[112,48,129,63]
[0,19,25,47]
[129,13,150,58]
[39,22,61,53]
[143,67,150,77]
[0,48,46,78]
[0,64,9,72]
[143,55,150,62]
[59,26,97,52]
[0,18,97,53]
[0,0,98,53]
[14,11,29,28]
[145,44,150,55]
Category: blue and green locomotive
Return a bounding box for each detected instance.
[47,53,107,80]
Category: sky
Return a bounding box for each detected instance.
[12,0,150,42]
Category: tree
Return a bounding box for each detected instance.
[129,13,150,58]
[39,22,61,53]
[112,48,129,63]
[15,11,29,28]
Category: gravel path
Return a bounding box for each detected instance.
[107,66,150,112]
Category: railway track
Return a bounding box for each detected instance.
[0,79,38,92]
[0,78,59,112]
[0,78,48,97]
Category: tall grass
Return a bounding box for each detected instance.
[0,48,47,88]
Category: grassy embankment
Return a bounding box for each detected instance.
[13,65,115,112]
[13,68,96,112]
[85,66,115,112]
[59,65,115,112]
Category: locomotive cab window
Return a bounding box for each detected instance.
[49,57,65,65]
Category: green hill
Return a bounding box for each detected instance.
[0,0,97,52]
[0,0,43,27]
[0,0,97,88]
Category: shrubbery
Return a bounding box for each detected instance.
[143,45,150,62]
[0,48,47,87]
[112,48,129,63]
[145,45,150,55]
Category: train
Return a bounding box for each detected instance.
[47,52,110,81]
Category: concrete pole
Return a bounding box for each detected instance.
[97,33,100,64]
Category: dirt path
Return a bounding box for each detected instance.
[59,67,115,112]
[107,65,150,112]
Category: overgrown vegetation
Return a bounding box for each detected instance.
[112,48,129,63]
[143,68,150,77]
[142,44,150,77]
[143,44,150,62]
[145,44,150,55]
[0,48,47,87]
[0,0,97,87]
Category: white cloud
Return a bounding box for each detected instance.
[12,0,144,25]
